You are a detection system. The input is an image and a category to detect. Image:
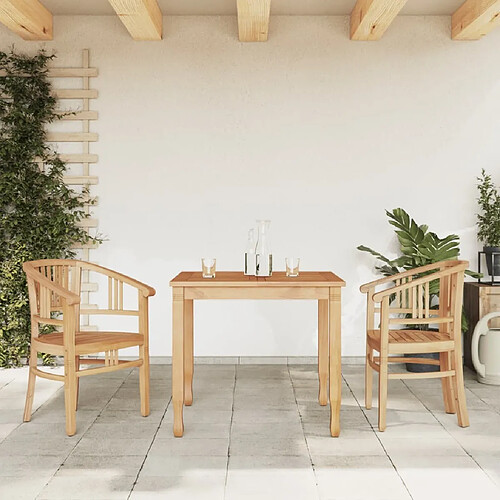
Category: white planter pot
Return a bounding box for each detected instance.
[472,312,500,385]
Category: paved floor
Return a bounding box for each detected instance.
[0,363,499,500]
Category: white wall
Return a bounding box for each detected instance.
[2,16,499,358]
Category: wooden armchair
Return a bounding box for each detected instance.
[360,260,469,431]
[23,259,156,436]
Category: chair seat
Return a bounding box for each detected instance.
[32,331,144,356]
[367,329,454,354]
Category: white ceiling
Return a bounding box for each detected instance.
[42,0,466,17]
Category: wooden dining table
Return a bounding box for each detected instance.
[169,271,346,437]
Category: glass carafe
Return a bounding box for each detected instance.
[255,220,272,276]
[244,228,256,276]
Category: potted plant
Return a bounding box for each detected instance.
[358,208,478,372]
[477,169,500,277]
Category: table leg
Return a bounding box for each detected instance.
[184,299,194,406]
[172,288,185,437]
[329,287,342,437]
[318,299,328,406]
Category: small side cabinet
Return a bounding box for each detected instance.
[463,282,500,371]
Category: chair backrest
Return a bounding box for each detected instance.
[365,260,469,340]
[23,259,82,338]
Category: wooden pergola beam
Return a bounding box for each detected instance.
[237,0,271,42]
[108,0,162,40]
[0,0,52,40]
[350,0,408,41]
[452,0,500,40]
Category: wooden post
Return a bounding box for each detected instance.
[172,287,185,437]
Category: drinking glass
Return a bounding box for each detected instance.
[285,257,300,277]
[202,258,216,278]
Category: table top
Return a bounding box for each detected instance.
[170,271,345,287]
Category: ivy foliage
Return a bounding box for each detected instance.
[0,50,100,367]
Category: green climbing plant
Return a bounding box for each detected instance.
[0,49,100,367]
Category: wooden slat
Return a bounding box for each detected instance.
[63,176,98,185]
[77,359,142,377]
[58,154,99,163]
[53,89,98,99]
[56,111,99,121]
[81,283,98,293]
[452,0,500,40]
[46,132,98,143]
[389,317,453,325]
[108,0,162,41]
[237,0,271,42]
[49,68,98,78]
[350,0,408,41]
[0,0,52,41]
[80,309,140,316]
[0,68,98,78]
[71,241,100,250]
[76,218,98,228]
[389,370,455,380]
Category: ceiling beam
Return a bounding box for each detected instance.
[350,0,408,40]
[0,0,52,40]
[237,0,271,42]
[452,0,500,40]
[108,0,162,40]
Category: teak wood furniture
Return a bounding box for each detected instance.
[360,260,470,431]
[23,259,155,436]
[463,282,500,372]
[170,271,346,437]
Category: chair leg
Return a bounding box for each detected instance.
[23,348,38,422]
[75,355,80,411]
[378,355,388,432]
[64,357,77,437]
[139,345,150,417]
[365,346,373,410]
[440,351,456,414]
[452,348,470,428]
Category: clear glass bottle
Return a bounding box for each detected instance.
[255,220,272,276]
[244,228,256,276]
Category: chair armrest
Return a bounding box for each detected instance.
[359,261,455,293]
[80,262,156,297]
[371,261,468,303]
[23,262,80,305]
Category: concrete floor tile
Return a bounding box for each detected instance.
[394,456,499,500]
[307,436,385,457]
[316,467,410,500]
[140,455,227,477]
[38,474,136,499]
[232,409,301,424]
[148,437,229,456]
[228,455,311,470]
[130,474,226,500]
[0,474,54,500]
[0,455,62,477]
[0,363,498,499]
[156,421,231,439]
[163,408,232,424]
[84,422,160,439]
[230,437,309,456]
[59,454,145,476]
[379,436,467,458]
[0,409,23,424]
[0,435,76,456]
[230,421,304,439]
[96,409,165,424]
[225,469,318,500]
[72,437,152,456]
